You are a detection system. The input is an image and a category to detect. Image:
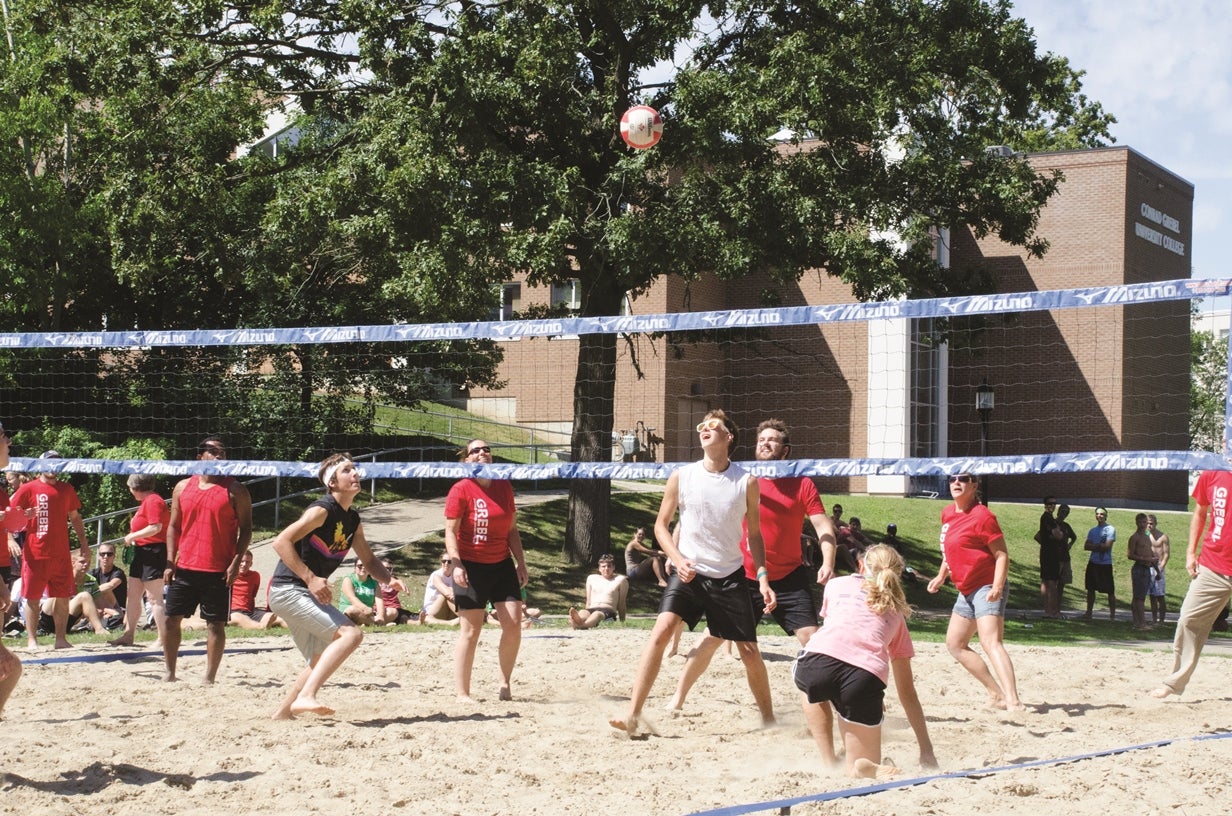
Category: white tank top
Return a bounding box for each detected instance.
[676,460,750,578]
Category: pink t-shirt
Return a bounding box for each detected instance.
[741,477,824,581]
[940,502,1004,594]
[1193,469,1232,576]
[804,574,913,684]
[444,479,516,564]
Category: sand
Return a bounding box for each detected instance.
[2,626,1228,816]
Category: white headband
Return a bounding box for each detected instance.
[322,461,347,489]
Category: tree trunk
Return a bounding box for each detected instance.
[564,330,617,565]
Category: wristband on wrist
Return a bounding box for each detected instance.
[756,567,768,579]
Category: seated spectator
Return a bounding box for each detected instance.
[421,556,460,625]
[835,516,872,571]
[375,558,418,626]
[624,526,667,587]
[884,523,902,553]
[40,556,107,636]
[90,545,127,627]
[569,553,628,630]
[338,559,379,625]
[229,550,284,630]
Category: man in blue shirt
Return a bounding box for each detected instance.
[1083,507,1117,621]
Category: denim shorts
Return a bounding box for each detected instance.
[952,583,1008,620]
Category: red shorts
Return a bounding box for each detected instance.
[22,556,75,600]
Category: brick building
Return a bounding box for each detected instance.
[464,145,1194,508]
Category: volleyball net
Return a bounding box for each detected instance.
[2,278,1228,499]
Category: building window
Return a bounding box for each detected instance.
[491,283,521,321]
[551,279,582,312]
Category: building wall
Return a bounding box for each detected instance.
[472,146,1194,508]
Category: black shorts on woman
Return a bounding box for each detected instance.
[454,557,521,609]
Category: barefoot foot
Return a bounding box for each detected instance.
[1149,686,1174,699]
[852,757,901,780]
[289,696,335,717]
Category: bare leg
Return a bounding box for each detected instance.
[23,598,39,649]
[664,619,684,658]
[110,576,145,645]
[204,620,226,683]
[493,599,522,700]
[800,695,839,768]
[70,592,107,635]
[0,644,21,718]
[974,614,1023,710]
[454,609,485,701]
[736,640,775,725]
[52,597,71,649]
[841,719,898,779]
[666,633,723,711]
[611,612,679,735]
[275,625,363,718]
[163,615,183,681]
[651,557,668,587]
[945,613,1008,709]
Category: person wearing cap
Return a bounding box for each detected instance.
[568,553,628,629]
[665,418,837,715]
[610,409,776,737]
[162,436,253,683]
[10,450,90,650]
[0,422,22,714]
[927,472,1024,711]
[267,453,402,718]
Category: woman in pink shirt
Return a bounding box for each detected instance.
[794,545,936,778]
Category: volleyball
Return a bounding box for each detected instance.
[620,105,663,150]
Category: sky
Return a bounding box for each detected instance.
[1009,0,1232,282]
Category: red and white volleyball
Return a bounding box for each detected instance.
[620,105,663,150]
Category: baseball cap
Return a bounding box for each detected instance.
[40,450,62,459]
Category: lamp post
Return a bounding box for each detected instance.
[976,380,995,503]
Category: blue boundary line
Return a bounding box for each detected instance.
[689,731,1232,815]
[19,644,290,666]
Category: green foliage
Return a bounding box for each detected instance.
[1191,328,1227,452]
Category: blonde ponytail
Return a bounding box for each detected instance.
[861,544,912,618]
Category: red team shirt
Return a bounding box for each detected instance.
[741,476,824,581]
[175,477,240,573]
[1192,470,1232,577]
[444,479,516,564]
[940,502,1004,594]
[11,479,82,561]
[132,492,170,545]
[230,568,260,612]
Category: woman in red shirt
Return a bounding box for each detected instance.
[927,473,1023,711]
[109,473,171,647]
[444,440,528,703]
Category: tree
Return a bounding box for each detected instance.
[2,0,1116,564]
[1191,328,1227,453]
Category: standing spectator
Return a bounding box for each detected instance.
[11,451,90,650]
[1036,497,1063,618]
[1055,504,1078,608]
[795,544,936,777]
[1147,514,1170,625]
[569,553,628,629]
[228,550,283,630]
[610,409,775,736]
[109,473,170,647]
[927,472,1023,711]
[1127,513,1156,631]
[268,454,403,719]
[666,418,837,714]
[444,439,529,702]
[624,526,668,587]
[1083,507,1117,621]
[163,436,253,683]
[1151,468,1232,699]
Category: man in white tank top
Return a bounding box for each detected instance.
[610,409,776,737]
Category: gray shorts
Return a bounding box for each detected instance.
[268,583,354,663]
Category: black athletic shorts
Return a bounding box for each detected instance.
[660,567,759,643]
[793,651,886,726]
[454,558,521,610]
[750,565,819,636]
[165,568,229,622]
